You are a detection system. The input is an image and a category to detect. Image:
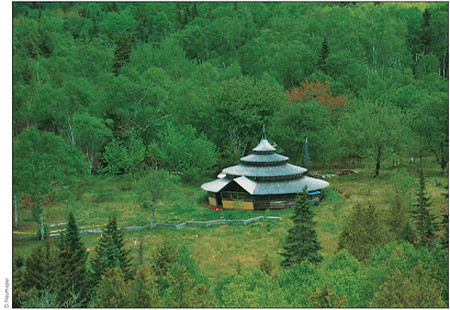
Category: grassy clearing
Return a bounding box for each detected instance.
[13,156,448,279]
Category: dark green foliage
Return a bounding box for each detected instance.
[91,268,129,308]
[112,33,132,75]
[412,169,437,249]
[22,61,33,84]
[128,265,162,308]
[151,237,178,280]
[91,216,133,285]
[420,8,432,55]
[21,241,59,304]
[280,189,323,267]
[317,36,329,73]
[338,203,391,261]
[439,213,449,249]
[399,220,417,245]
[25,35,39,60]
[56,212,90,305]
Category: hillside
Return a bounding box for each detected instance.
[12,2,449,308]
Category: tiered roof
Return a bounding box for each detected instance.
[201,137,329,195]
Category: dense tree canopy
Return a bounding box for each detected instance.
[12,2,449,308]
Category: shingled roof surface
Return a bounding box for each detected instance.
[222,163,306,178]
[240,153,289,164]
[201,136,329,195]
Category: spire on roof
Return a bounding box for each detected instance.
[262,121,266,139]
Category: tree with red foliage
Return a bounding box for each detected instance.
[287,80,350,110]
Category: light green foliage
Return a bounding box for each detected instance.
[364,242,447,306]
[370,262,444,307]
[340,100,409,176]
[13,128,87,223]
[279,262,323,307]
[386,169,418,239]
[258,253,275,276]
[207,77,285,163]
[151,122,217,179]
[101,135,145,175]
[271,101,339,166]
[71,112,113,173]
[308,282,349,308]
[217,271,288,308]
[133,168,180,204]
[11,2,450,307]
[321,250,364,307]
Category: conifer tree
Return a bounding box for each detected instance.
[412,169,436,249]
[91,216,133,285]
[152,238,178,280]
[92,268,130,308]
[22,62,33,84]
[440,213,449,249]
[128,265,162,308]
[338,203,391,261]
[258,253,275,276]
[22,240,58,294]
[112,33,132,76]
[399,220,416,245]
[57,212,90,305]
[318,36,329,73]
[12,255,25,308]
[280,188,323,268]
[420,8,432,55]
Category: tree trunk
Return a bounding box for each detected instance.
[40,211,45,240]
[14,193,19,229]
[374,146,382,177]
[68,119,76,148]
[89,150,95,175]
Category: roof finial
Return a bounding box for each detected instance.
[262,121,266,139]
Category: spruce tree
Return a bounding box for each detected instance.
[22,240,58,293]
[152,238,178,280]
[112,33,132,76]
[129,265,162,308]
[57,212,89,305]
[280,188,323,268]
[318,36,329,73]
[440,213,449,249]
[92,268,130,308]
[412,169,436,249]
[338,203,391,261]
[91,216,133,286]
[22,62,33,84]
[420,8,432,55]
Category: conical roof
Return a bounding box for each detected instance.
[201,130,329,196]
[252,138,276,152]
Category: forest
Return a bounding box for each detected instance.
[12,1,449,308]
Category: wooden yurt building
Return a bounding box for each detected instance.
[201,134,329,211]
